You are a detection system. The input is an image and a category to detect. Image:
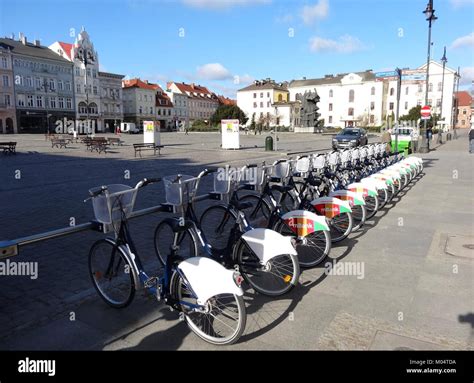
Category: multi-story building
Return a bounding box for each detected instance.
[155,85,174,131]
[237,79,290,127]
[165,90,189,131]
[122,78,158,127]
[167,82,218,126]
[50,28,124,132]
[0,34,75,134]
[286,60,457,130]
[99,71,124,132]
[454,91,472,129]
[0,41,16,133]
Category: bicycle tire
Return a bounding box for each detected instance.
[238,194,272,228]
[154,219,198,265]
[200,205,238,251]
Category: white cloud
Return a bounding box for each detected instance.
[309,34,365,53]
[238,74,255,84]
[301,0,329,25]
[460,66,474,86]
[450,0,474,8]
[196,63,233,80]
[182,0,270,10]
[450,32,474,49]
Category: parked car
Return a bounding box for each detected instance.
[120,122,140,134]
[332,128,368,150]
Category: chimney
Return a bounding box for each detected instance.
[191,83,195,89]
[34,39,41,46]
[19,32,27,45]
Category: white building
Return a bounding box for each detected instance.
[165,90,189,130]
[122,78,158,127]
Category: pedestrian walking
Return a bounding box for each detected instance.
[184,126,189,135]
[381,128,392,153]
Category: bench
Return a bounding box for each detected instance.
[88,138,109,154]
[51,138,69,149]
[133,143,163,158]
[107,137,124,146]
[0,142,16,155]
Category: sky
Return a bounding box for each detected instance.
[0,0,473,97]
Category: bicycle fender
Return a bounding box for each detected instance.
[177,256,243,305]
[347,182,378,197]
[240,228,297,264]
[329,190,366,206]
[310,197,352,218]
[281,210,330,235]
[360,177,388,190]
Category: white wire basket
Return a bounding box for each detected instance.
[351,148,360,161]
[327,151,340,166]
[295,157,311,173]
[340,150,351,165]
[242,166,267,192]
[213,167,241,194]
[367,145,375,157]
[312,154,326,170]
[163,175,196,206]
[90,184,138,224]
[272,161,290,179]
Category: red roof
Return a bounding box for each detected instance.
[455,91,472,107]
[122,78,160,91]
[58,42,73,59]
[217,95,236,106]
[156,92,173,107]
[170,81,212,95]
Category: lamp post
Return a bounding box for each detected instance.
[419,0,438,153]
[75,47,94,135]
[395,67,402,152]
[437,46,447,144]
[38,78,52,139]
[274,105,278,151]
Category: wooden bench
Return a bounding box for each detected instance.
[107,137,124,146]
[0,142,16,155]
[51,138,69,149]
[88,138,109,154]
[133,143,163,158]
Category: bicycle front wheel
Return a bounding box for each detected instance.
[364,194,379,219]
[274,220,331,268]
[88,239,135,308]
[238,194,272,228]
[200,205,238,250]
[154,220,198,265]
[351,204,366,231]
[328,212,353,242]
[236,239,299,296]
[170,271,246,345]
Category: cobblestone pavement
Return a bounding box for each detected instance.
[0,131,472,350]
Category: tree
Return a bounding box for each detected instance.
[210,105,248,126]
[399,105,421,122]
[250,112,256,130]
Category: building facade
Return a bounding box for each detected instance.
[167,82,218,126]
[0,35,75,134]
[122,78,158,127]
[0,42,16,133]
[454,91,472,129]
[155,85,174,131]
[165,90,189,131]
[99,71,124,132]
[237,79,290,128]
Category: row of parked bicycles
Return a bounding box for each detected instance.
[86,143,424,345]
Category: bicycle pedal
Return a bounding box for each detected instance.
[144,277,158,289]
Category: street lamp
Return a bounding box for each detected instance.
[419,0,438,153]
[75,47,95,135]
[438,46,447,144]
[37,78,52,139]
[274,105,278,151]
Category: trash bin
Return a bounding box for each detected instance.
[265,136,274,151]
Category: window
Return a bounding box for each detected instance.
[278,94,283,102]
[260,102,263,108]
[86,68,91,78]
[253,102,257,108]
[26,76,33,87]
[328,116,333,123]
[418,84,423,93]
[260,93,263,98]
[150,106,153,114]
[437,82,442,91]
[78,102,87,113]
[49,97,56,108]
[371,87,375,96]
[267,102,270,107]
[462,120,466,125]
[75,66,80,76]
[76,84,81,93]
[463,109,467,115]
[58,80,63,90]
[27,95,34,107]
[329,103,333,111]
[417,99,422,106]
[389,102,394,110]
[92,69,97,78]
[253,93,256,98]
[36,95,43,108]
[66,98,72,109]
[348,108,354,116]
[4,94,11,106]
[65,81,71,91]
[370,115,375,124]
[370,101,375,110]
[3,75,9,87]
[93,86,97,95]
[49,79,55,91]
[405,87,409,95]
[390,88,394,96]
[329,89,333,97]
[17,94,25,106]
[58,97,64,109]
[436,99,441,107]
[349,89,354,103]
[404,101,408,110]
[1,57,7,68]
[139,106,143,114]
[428,83,433,92]
[267,92,270,98]
[88,102,98,114]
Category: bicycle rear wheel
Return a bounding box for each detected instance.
[351,205,366,231]
[154,220,198,265]
[274,220,331,268]
[238,194,272,228]
[235,239,299,296]
[328,212,353,242]
[170,271,246,345]
[365,195,379,219]
[88,239,135,308]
